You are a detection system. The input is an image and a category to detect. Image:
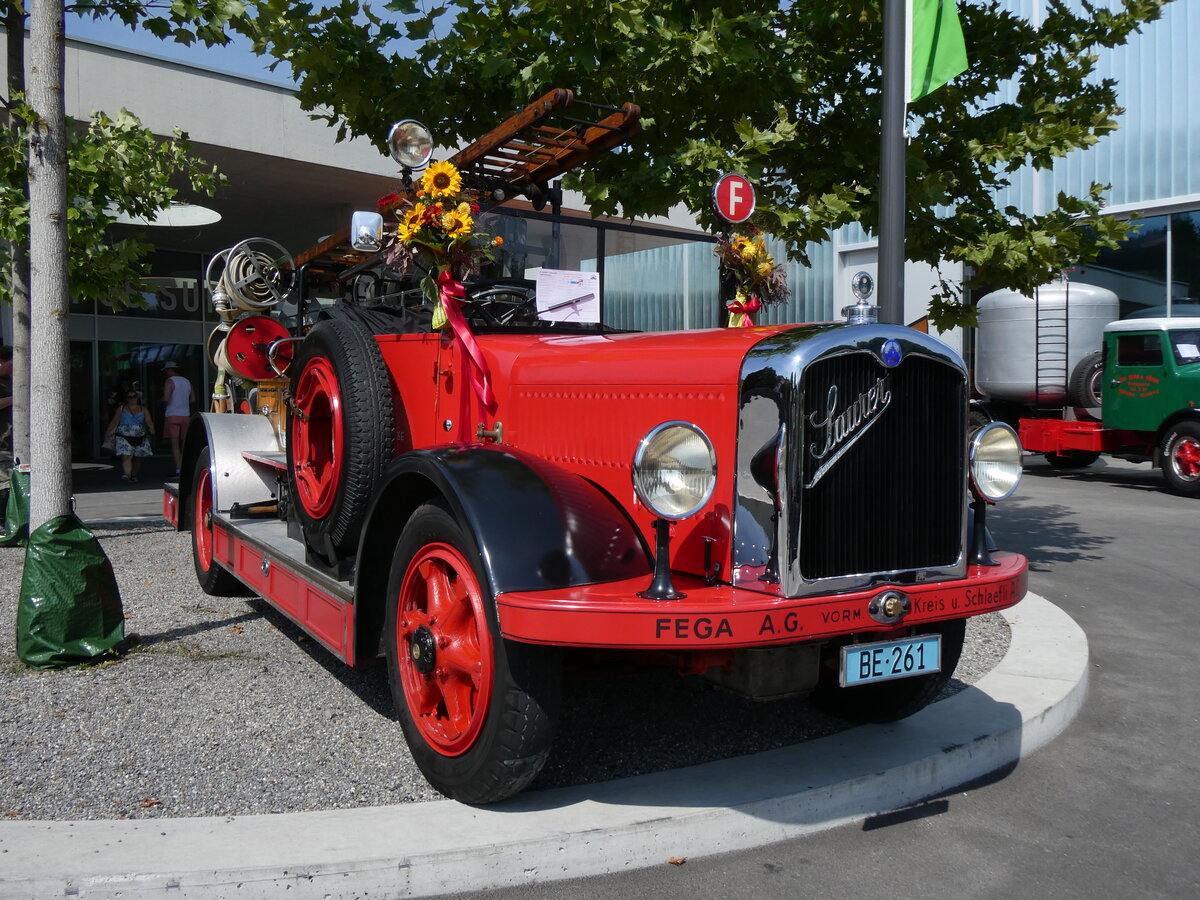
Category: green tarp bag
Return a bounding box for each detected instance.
[0,465,29,547]
[16,513,125,669]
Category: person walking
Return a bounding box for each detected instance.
[104,390,156,482]
[162,361,195,476]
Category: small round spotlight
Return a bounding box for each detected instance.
[387,120,434,170]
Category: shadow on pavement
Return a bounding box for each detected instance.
[990,502,1113,572]
[484,686,1024,821]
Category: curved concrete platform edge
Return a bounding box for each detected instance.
[0,592,1088,900]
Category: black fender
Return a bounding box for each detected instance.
[351,445,652,663]
[176,415,216,531]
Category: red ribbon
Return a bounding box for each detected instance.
[437,270,497,414]
[726,295,762,327]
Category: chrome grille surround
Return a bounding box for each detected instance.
[732,324,968,598]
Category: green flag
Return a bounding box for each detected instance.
[909,0,969,102]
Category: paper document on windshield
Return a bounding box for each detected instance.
[536,269,600,323]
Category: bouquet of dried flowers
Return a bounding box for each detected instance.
[714,228,789,327]
[382,160,503,329]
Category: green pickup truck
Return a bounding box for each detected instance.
[1018,317,1200,497]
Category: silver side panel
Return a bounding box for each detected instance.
[197,412,282,513]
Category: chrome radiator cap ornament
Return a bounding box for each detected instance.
[842,296,879,325]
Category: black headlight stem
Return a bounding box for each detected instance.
[637,518,687,601]
[969,496,998,567]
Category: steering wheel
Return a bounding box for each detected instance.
[466,285,538,327]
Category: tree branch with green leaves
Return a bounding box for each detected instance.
[248,0,1170,329]
[0,102,225,309]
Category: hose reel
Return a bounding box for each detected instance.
[205,238,296,316]
[205,239,298,410]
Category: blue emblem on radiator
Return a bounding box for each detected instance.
[881,339,902,368]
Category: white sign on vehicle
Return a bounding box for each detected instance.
[536,269,601,323]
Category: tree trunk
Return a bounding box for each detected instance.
[7,4,31,465]
[25,0,71,527]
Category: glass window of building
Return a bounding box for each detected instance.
[98,342,204,447]
[1170,211,1200,315]
[1074,216,1168,317]
[100,249,205,321]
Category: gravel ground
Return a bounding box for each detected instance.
[0,523,1010,821]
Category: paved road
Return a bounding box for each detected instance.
[451,457,1200,900]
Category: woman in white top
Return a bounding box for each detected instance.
[162,362,195,475]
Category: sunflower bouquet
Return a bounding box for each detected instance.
[714,229,789,327]
[383,160,503,329]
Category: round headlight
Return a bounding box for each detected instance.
[387,120,434,169]
[969,421,1023,502]
[632,422,717,520]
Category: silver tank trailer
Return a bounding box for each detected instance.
[975,282,1119,405]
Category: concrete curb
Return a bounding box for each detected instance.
[0,592,1087,899]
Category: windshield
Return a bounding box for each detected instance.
[1169,330,1200,366]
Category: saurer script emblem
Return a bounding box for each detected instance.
[807,375,892,487]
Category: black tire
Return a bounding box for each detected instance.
[810,618,966,723]
[1043,450,1101,469]
[286,316,393,564]
[1160,421,1200,498]
[384,502,560,803]
[191,447,244,596]
[1068,351,1104,415]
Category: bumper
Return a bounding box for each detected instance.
[496,552,1027,650]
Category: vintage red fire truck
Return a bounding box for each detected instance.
[165,93,1029,803]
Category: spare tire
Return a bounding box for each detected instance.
[1068,350,1104,414]
[287,316,393,564]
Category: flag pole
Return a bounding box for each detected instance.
[878,0,907,325]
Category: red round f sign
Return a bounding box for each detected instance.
[713,173,755,224]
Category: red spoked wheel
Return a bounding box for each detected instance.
[385,502,560,803]
[191,446,243,596]
[396,542,494,756]
[1162,422,1200,498]
[291,355,344,520]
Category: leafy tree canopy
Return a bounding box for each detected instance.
[0,104,224,307]
[1,0,260,308]
[250,0,1171,328]
[69,0,256,46]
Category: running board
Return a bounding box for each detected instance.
[210,515,356,665]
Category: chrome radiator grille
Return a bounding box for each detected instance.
[796,352,966,581]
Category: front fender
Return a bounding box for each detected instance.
[361,444,651,593]
[352,445,651,662]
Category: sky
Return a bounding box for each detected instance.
[66,12,296,87]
